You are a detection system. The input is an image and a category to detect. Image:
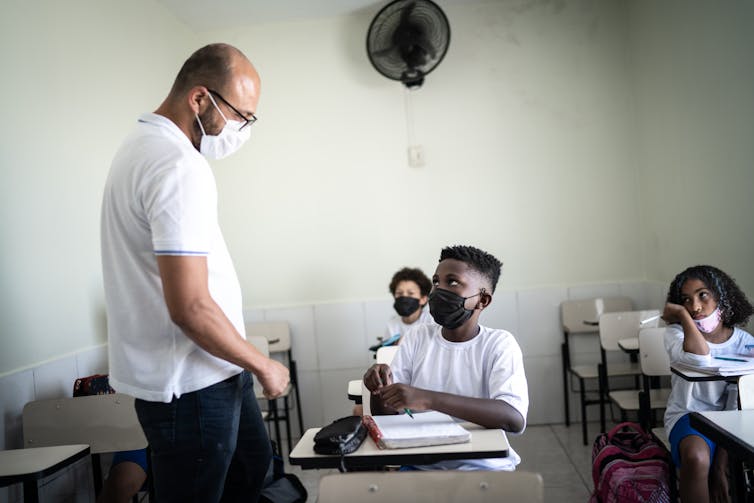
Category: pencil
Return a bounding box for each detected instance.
[404,408,414,418]
[714,356,747,363]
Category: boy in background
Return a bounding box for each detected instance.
[363,245,528,471]
[373,267,434,350]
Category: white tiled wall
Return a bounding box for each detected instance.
[0,280,666,501]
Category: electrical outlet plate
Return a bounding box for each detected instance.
[408,145,425,167]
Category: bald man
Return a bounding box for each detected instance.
[101,44,289,502]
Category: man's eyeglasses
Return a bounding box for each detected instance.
[208,89,258,131]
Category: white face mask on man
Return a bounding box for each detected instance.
[195,93,251,160]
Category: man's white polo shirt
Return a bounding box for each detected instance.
[101,113,244,402]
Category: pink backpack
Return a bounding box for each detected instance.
[589,422,671,503]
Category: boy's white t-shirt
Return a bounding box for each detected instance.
[664,324,754,434]
[384,307,434,341]
[101,113,244,403]
[390,323,529,471]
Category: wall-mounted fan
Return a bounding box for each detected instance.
[366,0,451,89]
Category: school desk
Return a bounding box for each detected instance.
[347,380,362,404]
[0,444,90,503]
[669,364,746,383]
[289,422,509,470]
[690,410,754,502]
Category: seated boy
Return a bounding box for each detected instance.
[363,245,528,471]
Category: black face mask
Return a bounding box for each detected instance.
[393,296,421,317]
[428,288,481,329]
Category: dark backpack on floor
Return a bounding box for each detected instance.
[589,422,671,503]
[260,441,307,503]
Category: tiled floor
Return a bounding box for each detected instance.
[283,421,616,502]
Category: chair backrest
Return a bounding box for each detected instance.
[246,321,291,353]
[376,346,399,365]
[561,296,633,335]
[317,470,544,503]
[639,327,671,377]
[599,309,661,351]
[248,335,270,398]
[22,393,147,454]
[738,373,754,410]
[561,298,602,335]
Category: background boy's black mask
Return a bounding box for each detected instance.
[428,288,480,329]
[393,296,421,317]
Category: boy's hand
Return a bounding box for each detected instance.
[662,302,688,325]
[363,363,392,392]
[375,383,429,411]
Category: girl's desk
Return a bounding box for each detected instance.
[670,364,745,383]
[289,423,509,470]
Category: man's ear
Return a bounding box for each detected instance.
[188,86,209,114]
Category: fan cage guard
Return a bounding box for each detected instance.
[366,0,450,88]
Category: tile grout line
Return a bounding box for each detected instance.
[548,424,594,494]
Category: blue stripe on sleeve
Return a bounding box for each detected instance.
[153,250,208,256]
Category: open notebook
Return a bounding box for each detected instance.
[362,411,471,449]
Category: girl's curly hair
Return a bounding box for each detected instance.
[667,265,753,327]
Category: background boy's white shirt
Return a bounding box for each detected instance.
[102,113,243,403]
[390,323,529,471]
[664,324,754,434]
[383,307,434,340]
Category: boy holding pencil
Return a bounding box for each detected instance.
[363,245,529,470]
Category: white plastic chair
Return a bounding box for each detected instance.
[22,393,148,499]
[560,296,633,444]
[318,470,544,503]
[247,322,305,453]
[598,309,660,432]
[738,373,754,410]
[635,327,672,429]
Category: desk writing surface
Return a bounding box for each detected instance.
[0,445,90,482]
[618,337,639,352]
[289,423,509,470]
[670,365,743,383]
[691,410,754,462]
[347,380,362,401]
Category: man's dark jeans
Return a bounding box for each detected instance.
[135,371,271,503]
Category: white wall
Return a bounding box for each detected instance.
[629,0,754,297]
[0,0,197,373]
[205,0,643,308]
[1,0,751,380]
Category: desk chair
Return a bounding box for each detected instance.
[561,296,633,445]
[0,445,91,503]
[738,373,754,410]
[597,310,660,433]
[247,335,277,431]
[247,322,305,453]
[361,345,401,416]
[22,393,148,501]
[317,470,544,503]
[636,327,672,431]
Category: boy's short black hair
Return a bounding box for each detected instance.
[439,245,503,294]
[389,267,432,297]
[667,265,753,327]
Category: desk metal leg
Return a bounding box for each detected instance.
[22,480,39,503]
[579,377,589,445]
[92,452,103,497]
[731,457,753,503]
[561,341,571,427]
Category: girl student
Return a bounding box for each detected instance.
[663,265,754,503]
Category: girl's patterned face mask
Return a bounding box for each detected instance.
[694,307,721,333]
